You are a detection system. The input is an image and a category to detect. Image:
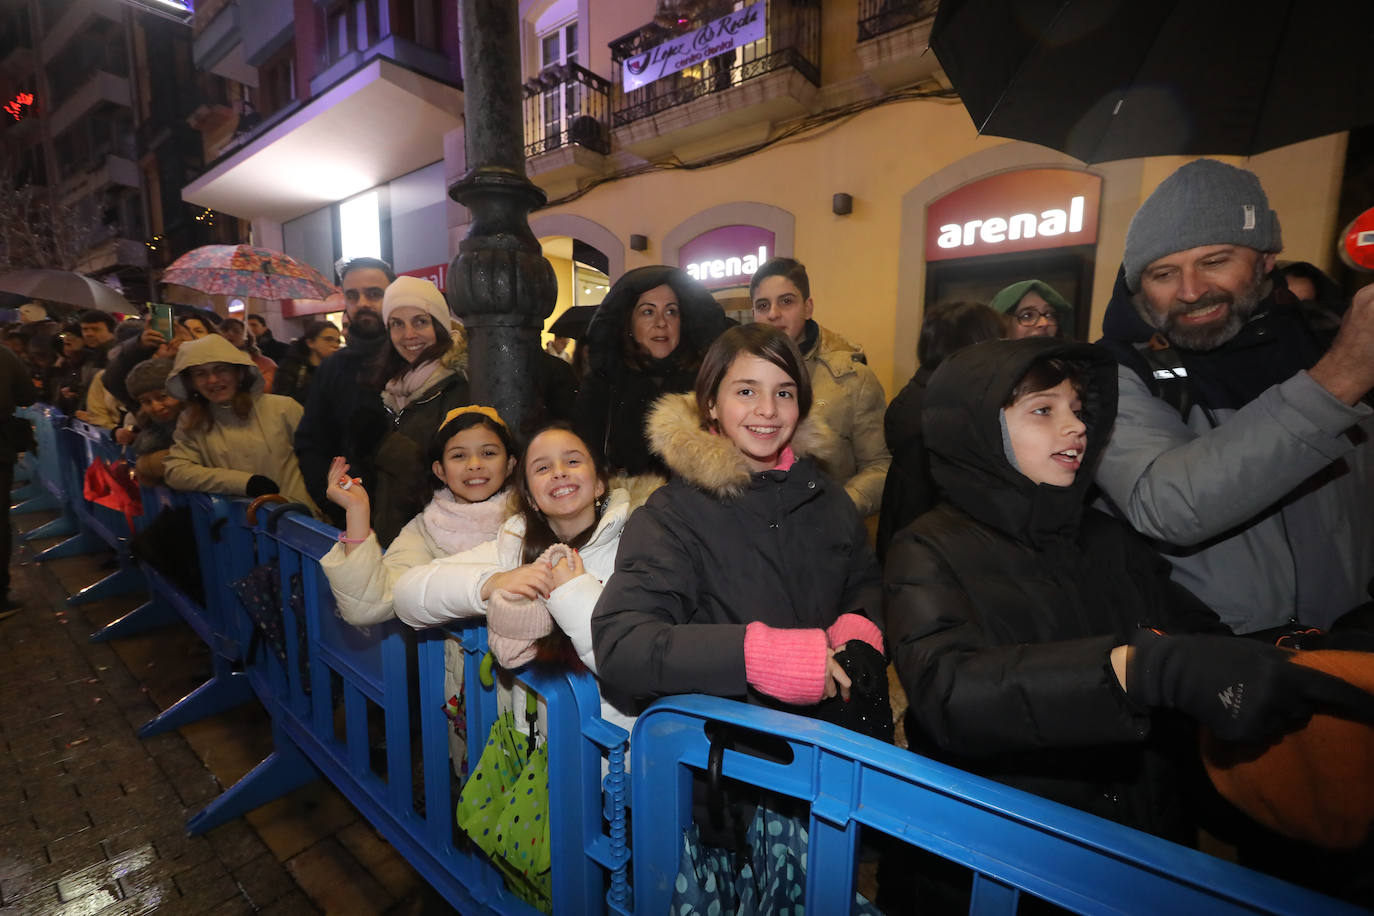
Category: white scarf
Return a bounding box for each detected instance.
[421,487,510,556]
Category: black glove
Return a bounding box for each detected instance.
[815,640,894,743]
[245,475,279,498]
[1127,630,1374,744]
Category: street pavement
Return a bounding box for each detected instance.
[0,502,447,915]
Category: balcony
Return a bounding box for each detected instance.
[855,0,942,90]
[48,70,131,138]
[609,0,821,161]
[38,0,118,66]
[60,153,140,207]
[522,63,611,189]
[183,57,463,223]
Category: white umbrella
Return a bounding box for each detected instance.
[0,268,133,314]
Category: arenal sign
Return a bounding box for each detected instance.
[926,169,1101,262]
[679,225,774,289]
[622,2,766,92]
[400,263,447,292]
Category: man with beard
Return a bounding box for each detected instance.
[294,257,394,527]
[1096,158,1374,635]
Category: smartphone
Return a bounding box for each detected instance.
[148,302,175,340]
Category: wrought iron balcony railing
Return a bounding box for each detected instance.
[522,62,612,157]
[857,0,939,43]
[609,0,820,128]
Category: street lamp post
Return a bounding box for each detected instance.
[447,0,557,435]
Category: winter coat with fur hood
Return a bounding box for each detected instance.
[163,335,319,515]
[574,266,733,477]
[885,338,1229,841]
[591,393,882,710]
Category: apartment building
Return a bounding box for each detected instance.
[0,0,245,305]
[180,0,1350,393]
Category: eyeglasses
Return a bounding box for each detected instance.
[1014,308,1059,327]
[188,363,238,382]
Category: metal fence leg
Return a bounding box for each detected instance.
[35,529,105,560]
[21,514,77,540]
[138,664,253,738]
[67,564,144,606]
[12,492,61,514]
[89,596,180,642]
[184,728,317,835]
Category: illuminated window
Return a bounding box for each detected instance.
[339,191,382,262]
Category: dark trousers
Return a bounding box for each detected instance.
[1,459,13,596]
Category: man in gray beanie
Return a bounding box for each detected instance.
[1095,158,1374,636]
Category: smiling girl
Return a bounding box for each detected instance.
[591,324,884,716]
[163,334,319,513]
[393,422,647,732]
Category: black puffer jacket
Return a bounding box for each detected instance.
[876,365,935,563]
[573,266,732,476]
[293,333,391,529]
[884,338,1229,841]
[592,392,882,707]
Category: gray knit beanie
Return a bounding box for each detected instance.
[1123,159,1282,292]
[126,357,175,400]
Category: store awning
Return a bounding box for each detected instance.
[182,58,463,223]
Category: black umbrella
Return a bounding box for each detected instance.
[930,0,1374,164]
[548,304,599,340]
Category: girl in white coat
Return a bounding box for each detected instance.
[394,422,642,734]
[319,406,516,765]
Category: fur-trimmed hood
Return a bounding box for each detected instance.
[646,392,840,499]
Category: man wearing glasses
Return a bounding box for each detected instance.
[294,256,395,526]
[990,280,1074,339]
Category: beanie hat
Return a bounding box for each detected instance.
[382,276,451,330]
[1203,650,1374,849]
[988,279,1074,321]
[126,357,175,400]
[1123,159,1282,292]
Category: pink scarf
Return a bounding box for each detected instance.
[421,487,510,556]
[382,359,442,413]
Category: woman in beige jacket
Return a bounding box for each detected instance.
[163,334,319,514]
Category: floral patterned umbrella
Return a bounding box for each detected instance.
[162,245,336,300]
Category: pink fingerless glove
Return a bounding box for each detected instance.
[826,613,884,655]
[742,622,829,705]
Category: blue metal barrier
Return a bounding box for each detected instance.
[55,421,144,603]
[13,406,76,530]
[627,696,1363,916]
[23,413,1359,916]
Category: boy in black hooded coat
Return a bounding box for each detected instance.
[884,338,1374,843]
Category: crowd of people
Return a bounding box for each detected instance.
[3,158,1374,908]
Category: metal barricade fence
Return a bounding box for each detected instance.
[13,409,1359,916]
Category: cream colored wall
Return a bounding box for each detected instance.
[820,0,863,86]
[515,94,1348,399]
[541,252,574,346]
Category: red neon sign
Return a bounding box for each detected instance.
[5,92,34,121]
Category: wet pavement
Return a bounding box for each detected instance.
[0,503,449,915]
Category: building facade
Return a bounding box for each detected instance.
[180,0,1351,394]
[0,0,244,306]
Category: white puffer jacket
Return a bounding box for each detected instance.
[394,487,641,735]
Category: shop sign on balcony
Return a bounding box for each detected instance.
[622,1,766,92]
[5,92,34,121]
[680,224,774,289]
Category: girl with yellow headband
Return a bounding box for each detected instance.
[320,405,516,767]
